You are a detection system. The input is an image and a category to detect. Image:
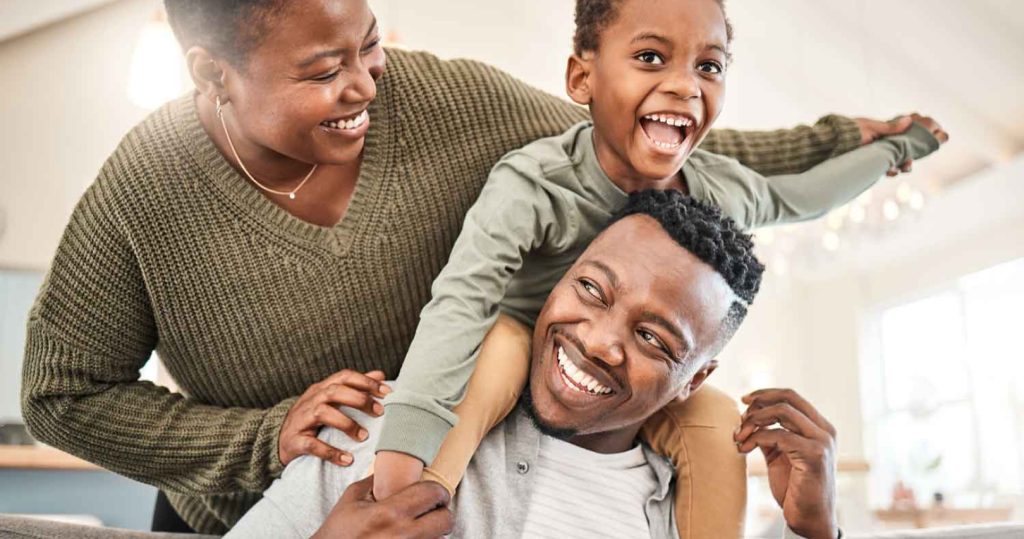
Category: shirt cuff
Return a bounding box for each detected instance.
[820,114,863,158]
[375,402,455,464]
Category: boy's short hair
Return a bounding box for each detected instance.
[573,0,734,55]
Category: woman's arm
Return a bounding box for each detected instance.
[701,115,863,177]
[20,178,292,495]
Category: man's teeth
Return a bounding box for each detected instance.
[557,346,612,395]
[642,114,693,128]
[320,110,368,130]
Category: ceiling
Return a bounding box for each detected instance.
[0,0,117,43]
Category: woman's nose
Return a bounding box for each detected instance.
[340,62,377,104]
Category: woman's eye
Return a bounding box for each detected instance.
[698,61,723,74]
[311,71,339,82]
[362,38,381,53]
[636,51,665,65]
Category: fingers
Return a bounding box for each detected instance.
[312,403,369,441]
[388,480,452,519]
[409,506,455,539]
[735,402,828,444]
[901,159,913,173]
[909,112,949,144]
[320,384,385,418]
[742,388,836,438]
[341,474,376,504]
[286,435,353,466]
[318,369,392,398]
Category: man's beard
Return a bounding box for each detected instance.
[520,382,579,441]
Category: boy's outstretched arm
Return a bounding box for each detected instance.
[701,112,941,177]
[691,117,946,229]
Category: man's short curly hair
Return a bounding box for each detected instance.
[164,0,287,67]
[573,0,734,55]
[610,189,764,346]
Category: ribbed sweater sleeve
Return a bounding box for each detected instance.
[20,174,292,495]
[701,114,862,176]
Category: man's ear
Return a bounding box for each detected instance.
[565,53,595,106]
[185,46,229,105]
[680,360,718,399]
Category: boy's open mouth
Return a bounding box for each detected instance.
[639,113,695,151]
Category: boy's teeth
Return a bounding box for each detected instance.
[645,114,691,128]
[556,346,611,395]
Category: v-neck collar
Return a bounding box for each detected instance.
[174,83,393,256]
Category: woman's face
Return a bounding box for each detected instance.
[220,0,385,167]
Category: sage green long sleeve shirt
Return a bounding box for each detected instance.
[380,121,940,463]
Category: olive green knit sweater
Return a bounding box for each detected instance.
[21,48,859,534]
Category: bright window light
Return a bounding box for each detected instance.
[127,15,188,110]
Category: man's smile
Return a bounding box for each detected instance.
[546,334,621,410]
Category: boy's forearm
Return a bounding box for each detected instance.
[702,115,862,176]
[753,122,940,226]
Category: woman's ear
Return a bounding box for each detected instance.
[565,53,595,106]
[185,46,229,105]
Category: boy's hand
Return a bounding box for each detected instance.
[373,450,426,501]
[735,388,839,539]
[854,113,949,176]
[278,370,391,468]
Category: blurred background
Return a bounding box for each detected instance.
[0,0,1022,536]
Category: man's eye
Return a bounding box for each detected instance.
[638,329,667,352]
[582,280,601,298]
[698,61,723,74]
[636,51,665,65]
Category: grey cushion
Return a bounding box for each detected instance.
[0,515,219,539]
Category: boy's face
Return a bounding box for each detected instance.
[570,0,729,185]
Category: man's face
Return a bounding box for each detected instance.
[572,0,729,184]
[526,215,737,441]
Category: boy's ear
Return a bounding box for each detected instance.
[565,53,595,106]
[680,360,718,399]
[186,46,230,105]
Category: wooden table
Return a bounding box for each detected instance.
[0,445,101,471]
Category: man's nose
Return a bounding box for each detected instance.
[578,318,626,368]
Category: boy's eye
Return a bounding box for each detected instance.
[636,51,665,65]
[698,61,724,74]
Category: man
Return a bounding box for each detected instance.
[228,190,840,538]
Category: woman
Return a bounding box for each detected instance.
[21,0,875,533]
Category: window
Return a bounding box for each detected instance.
[862,258,1024,507]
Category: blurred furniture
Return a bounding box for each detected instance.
[873,507,1015,530]
[0,445,100,471]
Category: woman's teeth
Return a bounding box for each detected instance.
[320,110,368,130]
[557,346,612,395]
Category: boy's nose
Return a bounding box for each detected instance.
[663,69,701,101]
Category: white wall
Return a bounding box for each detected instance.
[0,0,159,270]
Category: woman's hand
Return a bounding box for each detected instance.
[278,370,391,467]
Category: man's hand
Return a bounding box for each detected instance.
[279,370,391,468]
[312,475,453,539]
[854,114,950,176]
[373,450,426,501]
[735,389,839,539]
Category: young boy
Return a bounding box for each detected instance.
[375,0,942,533]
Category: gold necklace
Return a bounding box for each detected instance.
[216,97,317,200]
